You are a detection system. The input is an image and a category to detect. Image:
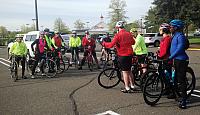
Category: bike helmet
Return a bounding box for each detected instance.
[160,23,170,29]
[44,28,50,32]
[72,31,76,34]
[54,31,59,34]
[85,30,89,35]
[115,21,125,28]
[169,19,184,29]
[130,28,137,33]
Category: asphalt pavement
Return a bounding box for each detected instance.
[0,45,200,115]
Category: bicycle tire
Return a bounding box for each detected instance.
[98,68,121,89]
[87,55,94,71]
[44,59,57,78]
[10,61,18,82]
[103,59,114,70]
[143,70,164,106]
[186,67,196,98]
[56,58,65,74]
[62,55,70,71]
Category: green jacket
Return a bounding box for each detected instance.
[69,36,81,47]
[132,34,148,55]
[44,35,52,49]
[9,42,27,56]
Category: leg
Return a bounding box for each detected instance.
[71,47,75,62]
[21,57,26,78]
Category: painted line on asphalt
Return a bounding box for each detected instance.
[193,90,200,93]
[0,58,22,68]
[191,94,200,98]
[188,48,200,51]
[0,60,10,67]
[96,110,120,115]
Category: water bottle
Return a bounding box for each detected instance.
[164,70,170,80]
[171,68,175,83]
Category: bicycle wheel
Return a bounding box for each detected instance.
[62,55,70,71]
[98,68,121,89]
[87,55,94,71]
[10,61,18,82]
[56,58,65,74]
[131,65,141,87]
[186,67,196,98]
[103,59,114,70]
[44,59,57,78]
[143,70,164,106]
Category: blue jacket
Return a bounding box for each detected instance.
[169,32,189,60]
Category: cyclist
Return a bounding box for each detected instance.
[157,23,173,98]
[31,31,47,78]
[79,31,101,70]
[69,31,81,65]
[102,21,135,93]
[52,31,65,68]
[130,28,148,73]
[44,28,53,50]
[168,19,189,109]
[9,36,28,79]
[100,32,111,61]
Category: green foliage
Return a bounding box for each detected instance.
[145,0,200,32]
[108,0,127,30]
[0,26,8,38]
[74,19,85,30]
[125,21,140,32]
[54,18,70,33]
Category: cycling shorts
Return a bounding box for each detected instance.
[118,56,132,71]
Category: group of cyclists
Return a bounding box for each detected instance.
[9,19,190,109]
[101,19,190,109]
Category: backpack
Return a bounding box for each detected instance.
[185,37,190,50]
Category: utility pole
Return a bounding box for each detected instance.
[35,0,39,31]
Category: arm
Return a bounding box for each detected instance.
[69,37,72,47]
[77,37,81,47]
[23,43,28,56]
[103,35,118,48]
[9,42,16,54]
[169,35,185,59]
[31,39,37,52]
[51,37,58,49]
[132,37,139,51]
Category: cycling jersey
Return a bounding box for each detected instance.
[44,35,52,49]
[9,42,27,56]
[31,38,47,54]
[52,36,63,48]
[69,36,81,47]
[169,32,189,60]
[158,35,171,59]
[103,29,135,56]
[132,34,147,55]
[82,36,96,50]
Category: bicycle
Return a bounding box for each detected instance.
[102,48,117,70]
[27,51,57,78]
[9,55,19,82]
[142,59,196,106]
[61,46,70,71]
[70,47,80,69]
[85,46,94,71]
[53,48,66,74]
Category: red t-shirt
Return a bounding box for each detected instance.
[103,29,135,56]
[158,35,172,59]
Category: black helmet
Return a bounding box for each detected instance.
[44,28,50,32]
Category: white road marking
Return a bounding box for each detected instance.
[193,90,200,93]
[0,58,22,68]
[0,60,10,67]
[96,110,120,115]
[191,94,200,98]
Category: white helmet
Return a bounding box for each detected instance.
[115,21,125,28]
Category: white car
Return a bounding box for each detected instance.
[142,33,162,47]
[23,31,40,57]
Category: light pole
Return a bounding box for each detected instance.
[32,18,36,30]
[140,18,143,33]
[34,0,39,31]
[86,22,89,29]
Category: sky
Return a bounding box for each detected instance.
[0,0,154,31]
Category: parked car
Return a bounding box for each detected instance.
[61,34,71,52]
[194,31,200,37]
[142,33,162,47]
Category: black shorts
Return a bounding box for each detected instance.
[118,56,132,71]
[136,54,147,64]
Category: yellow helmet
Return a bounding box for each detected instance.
[130,28,137,33]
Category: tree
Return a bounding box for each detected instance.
[54,18,69,33]
[74,19,85,30]
[125,20,140,32]
[108,0,127,30]
[0,26,8,38]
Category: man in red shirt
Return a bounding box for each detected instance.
[103,21,135,93]
[78,31,100,70]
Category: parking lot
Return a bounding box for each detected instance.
[0,45,200,115]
